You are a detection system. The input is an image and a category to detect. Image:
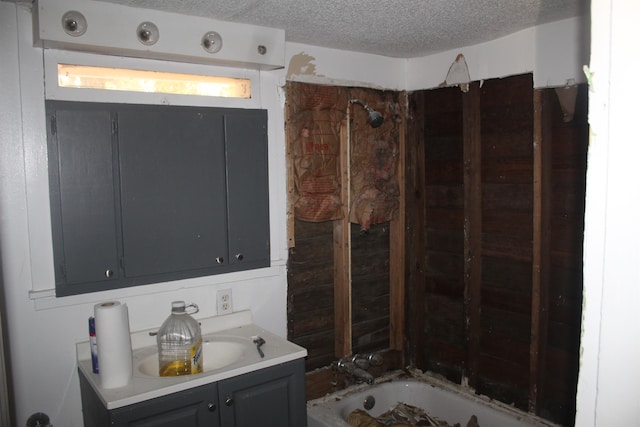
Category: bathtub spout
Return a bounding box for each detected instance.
[336,359,375,385]
[352,368,375,385]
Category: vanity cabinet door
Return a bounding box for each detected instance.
[224,110,270,271]
[217,359,307,427]
[47,101,271,297]
[110,383,219,427]
[79,371,219,427]
[117,107,228,278]
[47,106,121,293]
[79,359,306,427]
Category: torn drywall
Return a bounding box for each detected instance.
[554,84,579,122]
[440,53,471,92]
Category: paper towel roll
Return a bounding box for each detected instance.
[94,301,133,389]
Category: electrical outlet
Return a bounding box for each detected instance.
[217,289,233,315]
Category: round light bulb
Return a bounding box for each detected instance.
[202,31,223,54]
[62,11,87,37]
[137,22,159,46]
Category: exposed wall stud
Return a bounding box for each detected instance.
[462,82,482,387]
[334,118,352,358]
[389,92,407,351]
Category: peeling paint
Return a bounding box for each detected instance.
[285,49,404,90]
[554,85,579,122]
[582,65,594,90]
[286,52,322,80]
[439,53,471,92]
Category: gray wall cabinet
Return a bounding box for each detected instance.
[46,101,270,296]
[79,359,307,427]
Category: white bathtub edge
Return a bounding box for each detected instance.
[306,370,562,427]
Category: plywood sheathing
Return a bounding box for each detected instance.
[407,76,587,425]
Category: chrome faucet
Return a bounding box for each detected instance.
[337,358,374,384]
[336,353,383,385]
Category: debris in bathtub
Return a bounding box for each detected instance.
[346,402,480,427]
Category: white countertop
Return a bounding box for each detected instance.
[77,311,307,409]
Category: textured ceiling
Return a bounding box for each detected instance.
[97,0,588,58]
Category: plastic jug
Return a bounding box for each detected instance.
[157,301,203,376]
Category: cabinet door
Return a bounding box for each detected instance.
[218,360,307,427]
[224,110,270,269]
[118,107,228,277]
[47,102,271,296]
[110,382,220,427]
[47,104,120,295]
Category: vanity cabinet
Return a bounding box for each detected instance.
[79,359,307,427]
[46,101,270,297]
[217,360,306,426]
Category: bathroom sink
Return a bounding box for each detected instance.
[77,314,308,409]
[137,339,246,377]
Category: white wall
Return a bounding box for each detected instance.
[286,16,589,93]
[285,17,589,91]
[575,0,640,425]
[406,16,589,91]
[0,3,410,424]
[285,42,405,90]
[0,1,603,426]
[0,3,291,426]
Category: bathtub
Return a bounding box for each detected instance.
[307,371,560,427]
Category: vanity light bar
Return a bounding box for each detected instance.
[33,0,285,70]
[57,64,251,98]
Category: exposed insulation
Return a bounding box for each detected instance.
[287,83,346,222]
[348,110,400,230]
[286,82,400,230]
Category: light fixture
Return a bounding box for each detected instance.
[137,22,159,46]
[202,31,223,54]
[61,10,87,37]
[57,64,252,98]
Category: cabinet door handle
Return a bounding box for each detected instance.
[207,403,217,412]
[216,257,224,264]
[235,253,244,261]
[225,397,233,407]
[105,269,114,278]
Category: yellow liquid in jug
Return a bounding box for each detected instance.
[159,360,192,377]
[158,340,203,376]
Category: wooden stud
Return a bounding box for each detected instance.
[284,84,297,249]
[334,117,352,358]
[463,82,482,388]
[529,89,551,413]
[286,116,297,248]
[406,91,427,366]
[389,92,407,351]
